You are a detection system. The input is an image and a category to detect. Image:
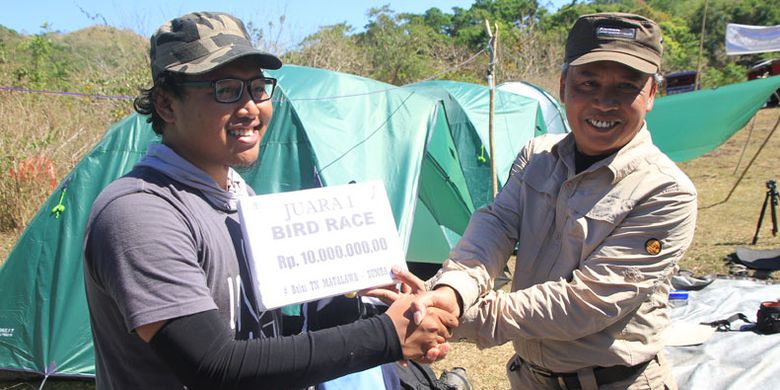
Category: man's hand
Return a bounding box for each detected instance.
[384,294,458,363]
[362,266,427,304]
[363,266,462,325]
[363,266,462,362]
[408,286,462,325]
[389,268,462,325]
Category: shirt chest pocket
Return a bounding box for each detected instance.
[575,193,637,259]
[582,194,634,223]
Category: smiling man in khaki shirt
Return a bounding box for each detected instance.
[402,12,697,390]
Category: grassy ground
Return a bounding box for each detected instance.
[1,106,778,388]
[678,106,780,275]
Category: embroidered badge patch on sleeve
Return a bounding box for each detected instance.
[645,239,662,255]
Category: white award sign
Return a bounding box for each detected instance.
[238,181,407,311]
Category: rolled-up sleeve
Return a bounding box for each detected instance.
[455,184,697,347]
[431,145,533,310]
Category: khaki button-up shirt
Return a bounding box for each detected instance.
[432,125,697,372]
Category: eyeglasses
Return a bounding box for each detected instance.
[179,76,277,104]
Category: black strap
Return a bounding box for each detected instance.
[701,313,753,332]
[559,360,653,389]
[520,355,652,389]
[701,301,780,334]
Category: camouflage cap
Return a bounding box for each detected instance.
[150,11,282,82]
[565,12,663,74]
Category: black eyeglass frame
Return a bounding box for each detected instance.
[179,76,277,104]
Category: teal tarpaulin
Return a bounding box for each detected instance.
[648,75,780,162]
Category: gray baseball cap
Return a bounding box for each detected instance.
[150,11,282,82]
[565,12,663,74]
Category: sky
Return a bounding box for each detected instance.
[1,0,570,44]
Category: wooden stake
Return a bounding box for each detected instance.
[695,0,709,90]
[485,19,499,199]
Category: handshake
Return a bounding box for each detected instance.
[364,266,463,364]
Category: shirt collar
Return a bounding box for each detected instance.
[608,123,655,184]
[551,122,654,183]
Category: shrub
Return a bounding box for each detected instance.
[0,155,57,231]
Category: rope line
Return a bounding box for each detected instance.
[0,48,487,102]
[415,48,487,83]
[0,86,134,100]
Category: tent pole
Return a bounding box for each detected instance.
[695,0,709,90]
[485,19,499,199]
[733,114,757,175]
[704,111,780,208]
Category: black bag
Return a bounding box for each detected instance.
[396,361,466,390]
[756,300,780,334]
[701,299,780,335]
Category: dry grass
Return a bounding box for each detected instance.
[0,232,14,265]
[0,92,127,238]
[678,107,780,275]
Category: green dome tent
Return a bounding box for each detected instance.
[404,80,546,212]
[0,65,548,379]
[497,80,571,135]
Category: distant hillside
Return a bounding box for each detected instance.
[58,26,148,71]
[0,24,148,96]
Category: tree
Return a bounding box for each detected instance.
[358,6,452,84]
[13,25,68,90]
[685,0,780,85]
[659,18,699,72]
[283,24,367,75]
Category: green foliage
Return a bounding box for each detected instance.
[358,6,455,84]
[544,2,629,34]
[13,27,68,89]
[701,62,746,89]
[687,0,780,69]
[660,18,699,72]
[444,0,543,48]
[283,24,367,75]
[280,0,780,88]
[420,7,454,35]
